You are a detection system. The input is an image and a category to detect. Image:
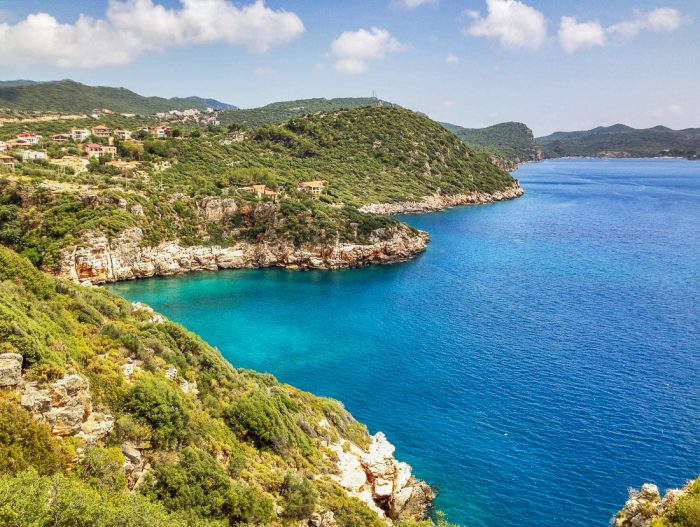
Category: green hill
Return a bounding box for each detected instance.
[536,124,700,159]
[0,80,236,114]
[442,121,541,164]
[0,106,515,274]
[218,97,396,128]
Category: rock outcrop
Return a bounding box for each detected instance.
[0,353,22,387]
[328,432,434,521]
[358,182,524,215]
[20,372,114,444]
[615,482,688,527]
[57,225,429,285]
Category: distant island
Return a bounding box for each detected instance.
[536,124,700,160]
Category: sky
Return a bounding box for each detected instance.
[0,0,698,136]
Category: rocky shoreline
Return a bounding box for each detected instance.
[358,181,524,215]
[57,224,429,285]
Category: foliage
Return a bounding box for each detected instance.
[0,400,73,476]
[142,447,274,525]
[75,446,127,492]
[536,124,700,159]
[652,479,700,527]
[281,473,317,519]
[0,79,233,114]
[443,121,539,163]
[124,375,190,449]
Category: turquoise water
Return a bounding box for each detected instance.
[110,159,700,527]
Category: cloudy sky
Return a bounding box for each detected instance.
[0,0,698,135]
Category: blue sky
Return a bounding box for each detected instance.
[0,0,698,135]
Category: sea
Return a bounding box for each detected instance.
[109,158,700,527]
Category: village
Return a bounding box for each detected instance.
[0,114,327,200]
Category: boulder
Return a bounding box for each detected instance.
[308,511,338,527]
[0,353,22,387]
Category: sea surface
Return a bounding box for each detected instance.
[109,159,700,527]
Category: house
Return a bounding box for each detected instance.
[50,134,71,142]
[238,184,278,198]
[155,126,172,139]
[114,129,132,140]
[84,143,103,158]
[91,125,112,138]
[21,150,47,161]
[0,141,6,152]
[71,129,90,142]
[101,146,117,159]
[0,154,14,171]
[16,132,40,145]
[297,180,327,197]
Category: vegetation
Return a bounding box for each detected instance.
[0,106,514,271]
[442,121,540,163]
[0,80,235,114]
[536,124,700,159]
[652,479,700,527]
[218,97,395,128]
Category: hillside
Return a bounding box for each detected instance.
[536,124,700,159]
[218,97,396,128]
[0,244,450,527]
[0,106,518,283]
[0,80,236,114]
[442,121,541,164]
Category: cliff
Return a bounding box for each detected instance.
[358,181,524,215]
[57,224,428,285]
[615,479,699,527]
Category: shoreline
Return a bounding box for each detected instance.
[57,183,523,285]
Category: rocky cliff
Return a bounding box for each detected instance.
[57,224,429,285]
[615,482,691,527]
[358,182,524,215]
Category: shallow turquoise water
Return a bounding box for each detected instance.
[110,159,700,527]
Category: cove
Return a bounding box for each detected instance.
[109,159,700,527]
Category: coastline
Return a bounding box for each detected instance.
[358,181,524,215]
[57,183,524,285]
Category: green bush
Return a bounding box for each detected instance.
[0,401,73,476]
[76,447,127,492]
[281,473,317,519]
[124,375,189,449]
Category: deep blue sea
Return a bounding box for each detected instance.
[109,159,700,527]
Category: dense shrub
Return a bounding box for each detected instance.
[124,375,189,449]
[281,473,317,519]
[76,447,127,492]
[0,401,73,476]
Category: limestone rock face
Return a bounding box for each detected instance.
[329,432,434,521]
[359,182,524,215]
[0,353,22,387]
[20,372,113,443]
[57,224,428,285]
[200,197,238,222]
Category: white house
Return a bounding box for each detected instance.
[0,141,6,152]
[114,129,132,140]
[71,129,90,142]
[21,150,47,161]
[16,133,40,145]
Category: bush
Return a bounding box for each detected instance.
[143,447,274,525]
[281,473,317,519]
[76,446,127,492]
[0,400,73,476]
[124,375,189,449]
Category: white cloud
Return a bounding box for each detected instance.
[442,100,455,108]
[331,27,409,75]
[0,0,305,68]
[608,7,686,38]
[392,0,438,8]
[465,0,548,50]
[445,53,459,64]
[558,16,605,54]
